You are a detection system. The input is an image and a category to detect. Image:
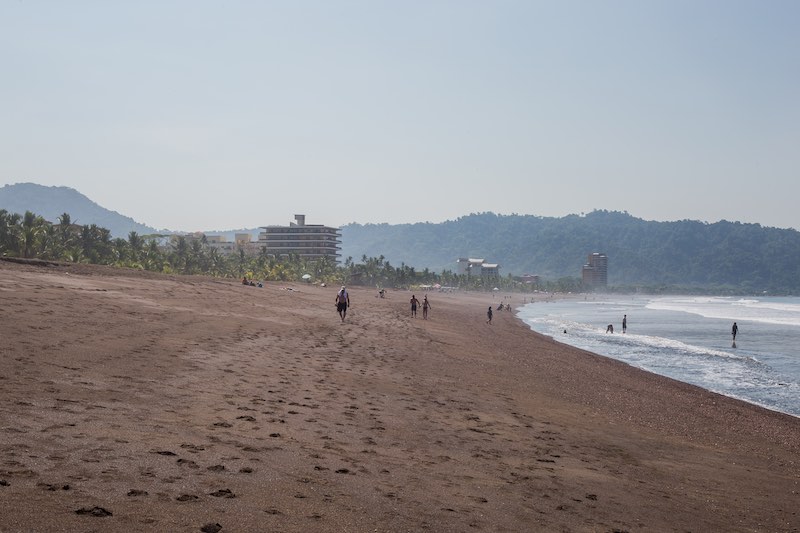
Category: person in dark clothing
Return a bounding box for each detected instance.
[336,286,350,322]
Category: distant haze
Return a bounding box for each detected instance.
[2,2,799,231]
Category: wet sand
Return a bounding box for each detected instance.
[1,259,798,532]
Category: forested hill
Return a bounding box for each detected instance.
[340,211,800,293]
[0,183,158,238]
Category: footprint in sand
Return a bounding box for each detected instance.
[177,458,199,469]
[74,506,112,517]
[37,482,71,491]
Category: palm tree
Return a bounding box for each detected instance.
[80,224,113,264]
[20,211,46,258]
[142,239,164,271]
[207,247,227,277]
[187,239,204,274]
[0,210,22,256]
[56,213,75,251]
[112,238,129,266]
[38,224,61,260]
[128,231,144,265]
[235,248,248,276]
[171,236,189,273]
[79,225,97,263]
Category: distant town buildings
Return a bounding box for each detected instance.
[176,214,341,264]
[513,274,540,285]
[582,252,608,288]
[205,233,259,255]
[457,257,500,281]
[257,214,341,264]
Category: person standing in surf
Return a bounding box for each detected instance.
[732,322,739,341]
[622,314,627,333]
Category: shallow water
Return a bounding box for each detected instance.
[517,295,800,417]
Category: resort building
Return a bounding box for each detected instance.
[257,214,341,264]
[514,274,541,285]
[206,233,260,256]
[173,232,260,256]
[456,257,501,281]
[582,252,608,287]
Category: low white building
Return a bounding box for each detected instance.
[456,257,500,280]
[204,233,260,255]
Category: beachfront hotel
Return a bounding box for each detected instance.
[457,258,501,280]
[257,214,342,264]
[582,252,608,287]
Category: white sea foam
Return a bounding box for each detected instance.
[518,296,800,417]
[646,296,800,327]
[531,316,756,363]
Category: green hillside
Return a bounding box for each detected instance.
[340,211,800,293]
[0,183,158,238]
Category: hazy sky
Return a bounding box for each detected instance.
[2,1,799,232]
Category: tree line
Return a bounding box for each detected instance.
[1,209,562,292]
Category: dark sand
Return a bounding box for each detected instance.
[1,259,798,532]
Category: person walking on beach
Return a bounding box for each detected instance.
[486,306,493,324]
[732,322,739,341]
[622,314,627,333]
[410,295,420,318]
[336,286,350,322]
[422,295,431,320]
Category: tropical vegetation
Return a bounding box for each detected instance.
[7,207,800,294]
[0,209,540,292]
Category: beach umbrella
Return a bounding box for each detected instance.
[302,274,312,282]
[492,287,500,291]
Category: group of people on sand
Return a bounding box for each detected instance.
[486,302,513,324]
[409,294,431,319]
[334,287,745,347]
[241,277,263,288]
[335,287,435,323]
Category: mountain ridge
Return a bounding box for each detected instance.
[0,183,162,238]
[4,182,800,292]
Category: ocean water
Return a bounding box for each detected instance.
[517,295,800,417]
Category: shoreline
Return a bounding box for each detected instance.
[513,294,800,421]
[1,261,799,532]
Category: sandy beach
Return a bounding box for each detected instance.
[1,259,798,532]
